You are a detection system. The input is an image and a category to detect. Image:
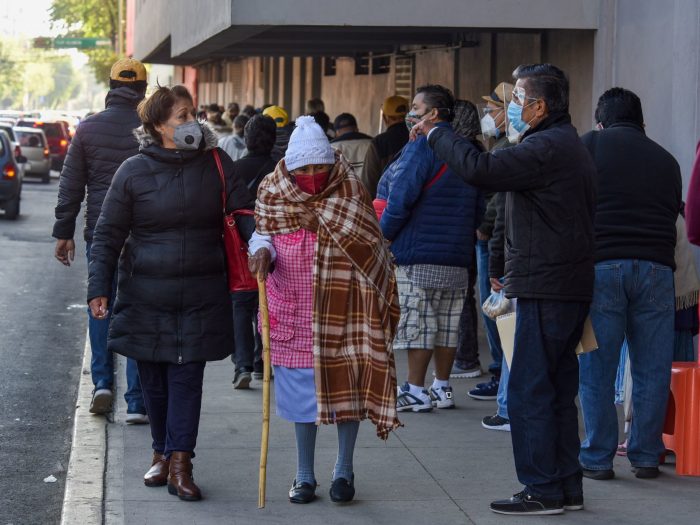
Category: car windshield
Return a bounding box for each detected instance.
[17,121,62,138]
[16,131,46,148]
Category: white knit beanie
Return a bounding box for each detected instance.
[284,115,335,171]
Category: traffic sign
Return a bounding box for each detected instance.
[52,37,112,49]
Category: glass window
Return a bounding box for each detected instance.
[16,131,45,148]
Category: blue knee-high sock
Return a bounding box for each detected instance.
[334,421,360,481]
[294,423,317,485]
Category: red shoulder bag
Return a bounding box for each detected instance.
[213,149,258,292]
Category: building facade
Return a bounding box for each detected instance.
[129,0,700,188]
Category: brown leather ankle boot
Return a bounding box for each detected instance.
[167,451,202,501]
[144,451,169,487]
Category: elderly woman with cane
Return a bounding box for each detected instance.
[248,115,400,505]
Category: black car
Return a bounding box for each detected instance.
[0,129,26,219]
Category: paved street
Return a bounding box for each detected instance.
[0,175,85,525]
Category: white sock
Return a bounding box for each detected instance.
[432,378,449,390]
[408,383,425,397]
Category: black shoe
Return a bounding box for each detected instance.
[582,467,615,480]
[633,466,660,479]
[563,494,584,511]
[490,490,563,515]
[288,479,316,504]
[329,475,355,503]
[232,369,252,390]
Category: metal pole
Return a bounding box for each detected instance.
[117,0,123,56]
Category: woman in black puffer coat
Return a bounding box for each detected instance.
[87,85,254,501]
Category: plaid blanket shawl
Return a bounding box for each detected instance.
[256,153,401,439]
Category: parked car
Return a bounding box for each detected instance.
[0,129,26,220]
[14,127,50,183]
[0,124,27,178]
[16,119,71,171]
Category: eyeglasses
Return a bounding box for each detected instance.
[511,87,541,106]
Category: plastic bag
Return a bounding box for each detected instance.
[482,289,512,320]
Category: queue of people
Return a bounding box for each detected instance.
[55,57,698,514]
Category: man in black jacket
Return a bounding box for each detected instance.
[578,88,681,481]
[53,58,148,421]
[229,114,278,389]
[412,63,595,515]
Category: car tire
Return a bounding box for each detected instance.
[4,194,20,220]
[42,172,50,184]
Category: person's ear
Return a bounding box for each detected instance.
[535,99,547,118]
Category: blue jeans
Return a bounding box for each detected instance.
[476,239,503,374]
[231,290,262,372]
[496,354,509,419]
[509,298,589,499]
[579,260,674,470]
[86,243,145,414]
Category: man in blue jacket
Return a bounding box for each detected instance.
[53,59,148,422]
[412,64,595,515]
[378,84,484,414]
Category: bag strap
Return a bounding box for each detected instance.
[422,163,448,191]
[213,149,226,211]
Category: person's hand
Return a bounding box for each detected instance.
[476,230,490,242]
[490,278,504,292]
[298,211,319,233]
[89,297,109,319]
[409,118,437,142]
[248,248,271,280]
[55,239,75,266]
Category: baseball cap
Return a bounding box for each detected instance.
[262,105,289,128]
[110,58,147,82]
[481,82,514,107]
[382,95,409,117]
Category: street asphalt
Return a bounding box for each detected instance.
[0,174,86,525]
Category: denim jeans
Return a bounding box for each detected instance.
[476,239,503,375]
[86,243,145,413]
[579,259,674,470]
[496,355,509,419]
[455,262,480,369]
[509,298,589,499]
[231,290,263,372]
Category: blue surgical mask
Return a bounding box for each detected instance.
[506,101,535,144]
[172,121,202,150]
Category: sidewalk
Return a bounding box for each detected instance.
[101,351,700,525]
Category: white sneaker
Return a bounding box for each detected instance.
[396,383,433,412]
[429,385,456,409]
[125,413,150,425]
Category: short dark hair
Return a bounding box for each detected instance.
[513,63,569,113]
[310,111,331,132]
[306,98,325,114]
[228,102,240,112]
[242,104,256,118]
[244,115,277,155]
[109,79,147,95]
[137,85,194,144]
[415,84,455,122]
[594,87,644,128]
[233,114,249,129]
[333,113,358,131]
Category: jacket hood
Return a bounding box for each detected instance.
[134,122,219,163]
[105,86,144,109]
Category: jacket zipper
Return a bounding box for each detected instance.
[176,165,185,364]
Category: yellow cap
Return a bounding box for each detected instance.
[110,58,147,82]
[382,95,409,117]
[262,105,289,128]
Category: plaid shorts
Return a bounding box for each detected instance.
[393,267,467,351]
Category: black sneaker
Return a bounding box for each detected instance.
[563,493,584,511]
[633,466,660,479]
[468,376,499,400]
[490,490,563,516]
[89,388,113,415]
[582,467,615,480]
[232,369,252,390]
[481,414,510,432]
[288,479,317,504]
[329,474,355,503]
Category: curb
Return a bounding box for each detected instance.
[60,333,107,525]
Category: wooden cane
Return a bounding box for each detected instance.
[257,273,271,509]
